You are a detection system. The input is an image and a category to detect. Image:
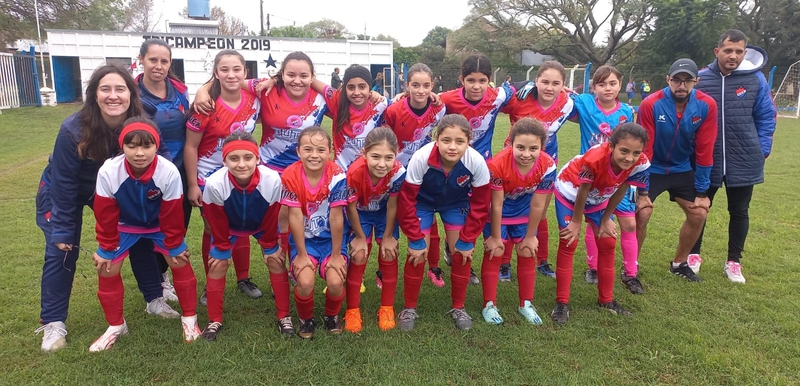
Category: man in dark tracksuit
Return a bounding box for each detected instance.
[636,58,717,282]
[693,29,776,284]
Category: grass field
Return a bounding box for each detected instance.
[1,104,799,385]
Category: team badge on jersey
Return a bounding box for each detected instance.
[457,175,470,187]
[736,86,747,98]
[147,188,162,200]
[692,116,702,125]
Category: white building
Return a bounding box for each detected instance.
[46,29,394,103]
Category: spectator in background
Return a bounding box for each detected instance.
[503,75,512,88]
[641,79,651,99]
[373,72,386,97]
[398,72,406,93]
[626,78,636,102]
[331,67,342,89]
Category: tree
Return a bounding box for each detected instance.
[393,47,420,65]
[304,19,347,39]
[421,26,451,48]
[122,0,161,32]
[180,6,251,35]
[375,34,401,48]
[736,0,800,72]
[268,25,316,38]
[467,0,654,64]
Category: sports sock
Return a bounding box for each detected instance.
[345,262,367,310]
[480,250,502,306]
[517,256,537,306]
[325,291,345,317]
[536,218,550,264]
[555,238,578,304]
[98,273,125,326]
[378,249,398,307]
[270,271,291,319]
[596,236,617,303]
[205,276,226,323]
[450,252,471,309]
[402,255,425,308]
[294,287,314,320]
[620,230,639,277]
[231,237,251,281]
[170,264,197,317]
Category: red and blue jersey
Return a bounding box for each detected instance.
[202,165,282,258]
[637,87,718,192]
[555,142,650,212]
[488,147,557,224]
[280,161,351,239]
[254,82,327,172]
[321,85,390,170]
[94,155,187,259]
[346,156,405,213]
[383,98,446,167]
[570,93,634,154]
[398,142,491,251]
[186,89,260,185]
[440,84,513,160]
[501,90,574,161]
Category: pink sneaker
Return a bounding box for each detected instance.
[687,254,703,274]
[724,261,746,284]
[375,271,383,290]
[428,267,445,287]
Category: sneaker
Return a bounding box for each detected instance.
[323,315,343,334]
[724,261,746,284]
[585,269,598,284]
[397,308,418,332]
[89,321,129,352]
[670,262,703,282]
[469,267,480,285]
[35,321,67,352]
[276,316,295,337]
[298,318,316,339]
[518,300,543,325]
[427,267,445,287]
[377,306,396,331]
[181,315,202,343]
[481,301,503,325]
[448,308,473,330]
[146,297,180,319]
[161,272,179,302]
[237,278,263,299]
[199,287,207,307]
[499,264,512,282]
[201,321,222,341]
[443,244,452,266]
[343,308,363,333]
[375,270,383,289]
[620,272,644,295]
[687,253,703,274]
[537,262,556,278]
[598,300,633,316]
[551,302,570,325]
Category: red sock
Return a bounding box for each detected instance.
[501,240,513,265]
[596,236,617,304]
[402,255,426,308]
[450,252,470,309]
[378,250,398,307]
[232,237,251,281]
[346,262,367,310]
[205,276,226,323]
[517,256,537,306]
[201,232,211,275]
[481,250,502,306]
[97,274,124,326]
[536,219,550,264]
[294,287,314,320]
[270,271,291,319]
[325,291,345,317]
[428,223,441,268]
[280,232,291,259]
[171,264,197,317]
[555,238,577,304]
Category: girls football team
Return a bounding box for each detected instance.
[36,41,654,351]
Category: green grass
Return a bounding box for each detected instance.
[2,104,799,385]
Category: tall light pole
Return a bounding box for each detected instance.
[34,0,48,88]
[260,0,265,36]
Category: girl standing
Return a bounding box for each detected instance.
[397,114,492,331]
[344,127,405,332]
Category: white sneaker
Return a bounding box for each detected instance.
[35,321,68,352]
[181,315,202,343]
[687,254,703,274]
[724,261,746,284]
[89,321,129,352]
[162,272,179,302]
[146,297,180,319]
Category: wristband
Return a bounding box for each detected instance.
[696,192,708,198]
[638,191,649,197]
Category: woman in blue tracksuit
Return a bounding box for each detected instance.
[34,64,174,352]
[136,38,192,300]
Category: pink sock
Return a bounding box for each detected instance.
[585,226,598,270]
[620,230,639,277]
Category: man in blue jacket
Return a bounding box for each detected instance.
[636,58,717,282]
[693,29,777,284]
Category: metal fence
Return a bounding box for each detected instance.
[0,52,42,110]
[0,53,20,109]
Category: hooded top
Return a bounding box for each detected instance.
[695,44,777,188]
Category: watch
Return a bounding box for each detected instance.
[696,192,708,198]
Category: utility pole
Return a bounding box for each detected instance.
[34,0,48,88]
[260,0,265,35]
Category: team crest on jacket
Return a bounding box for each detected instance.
[306,201,319,215]
[456,175,470,187]
[619,116,628,124]
[736,86,746,98]
[147,188,162,200]
[692,116,702,125]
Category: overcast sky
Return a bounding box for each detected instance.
[152,0,473,47]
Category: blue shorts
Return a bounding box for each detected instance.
[554,199,607,230]
[418,207,469,234]
[482,223,531,243]
[289,235,349,280]
[107,231,188,264]
[356,209,399,241]
[209,231,279,259]
[612,186,637,217]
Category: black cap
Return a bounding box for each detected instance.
[669,58,698,78]
[342,65,372,87]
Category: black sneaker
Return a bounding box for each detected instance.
[323,315,342,334]
[598,300,633,316]
[443,244,452,266]
[469,267,480,285]
[237,278,263,298]
[276,316,295,337]
[551,302,570,325]
[585,269,598,284]
[201,321,222,341]
[537,262,556,278]
[499,263,512,282]
[670,262,703,282]
[298,318,316,339]
[620,272,644,294]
